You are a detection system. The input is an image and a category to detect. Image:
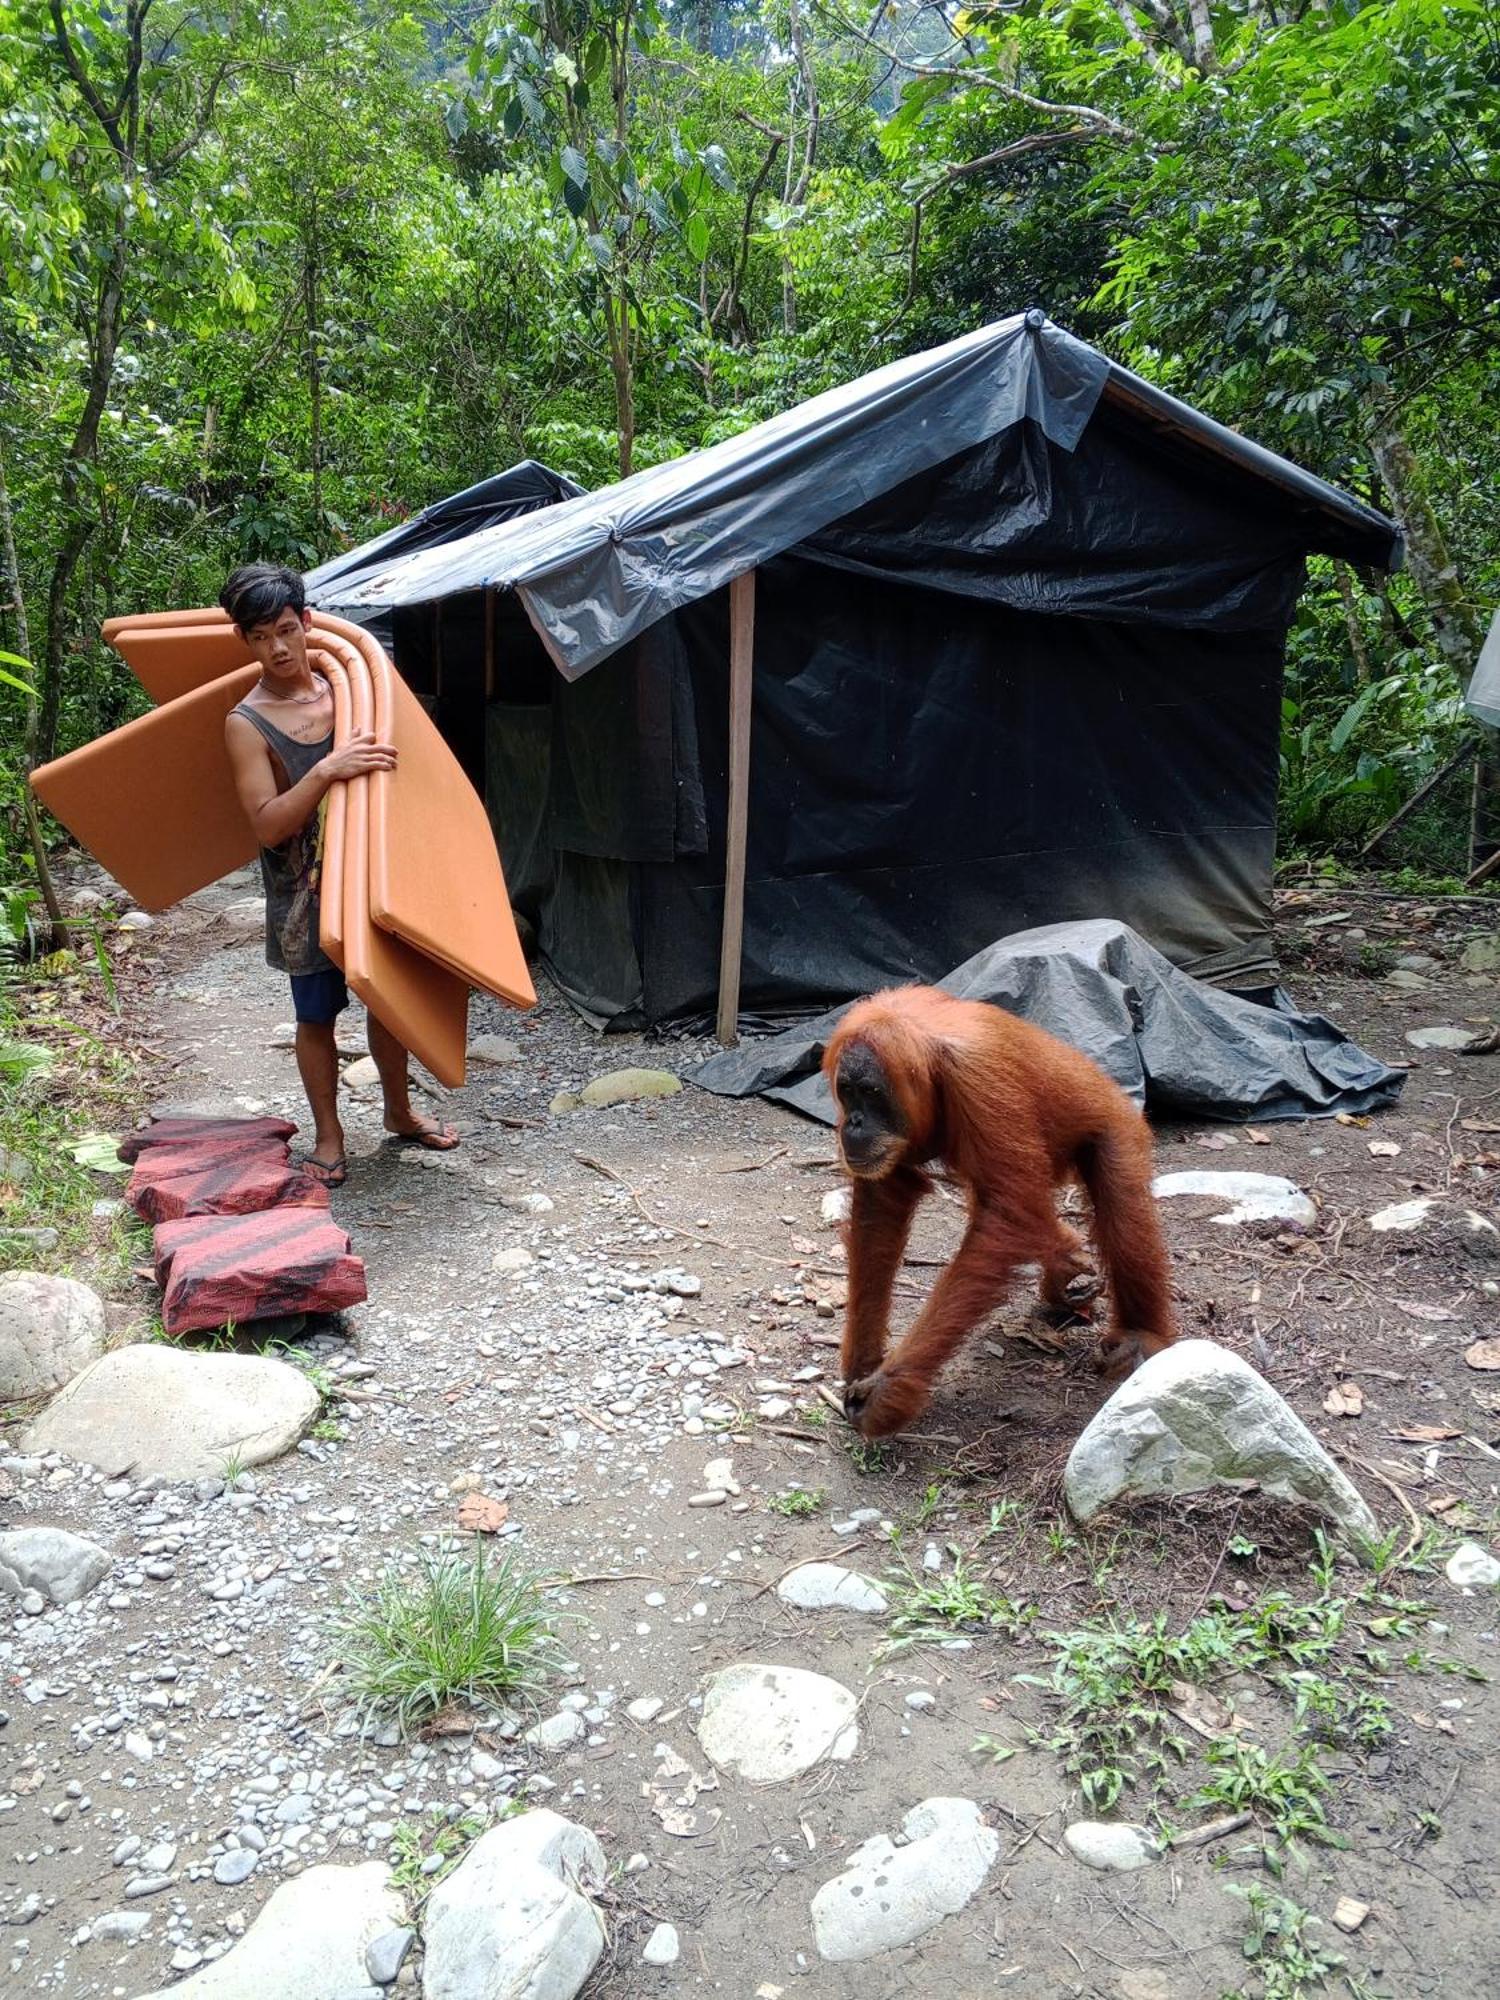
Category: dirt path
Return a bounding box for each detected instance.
[5,870,1500,1997]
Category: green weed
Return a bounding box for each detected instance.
[768,1486,826,1518]
[1223,1883,1345,1999]
[326,1542,559,1739]
[843,1434,892,1475]
[389,1808,489,1907]
[1190,1739,1345,1864]
[877,1550,1034,1661]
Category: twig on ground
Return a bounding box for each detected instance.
[717,1147,788,1174]
[1167,1810,1252,1850]
[1336,1446,1424,1557]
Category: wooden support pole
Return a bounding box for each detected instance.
[716,569,756,1047]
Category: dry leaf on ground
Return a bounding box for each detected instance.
[1465,1340,1500,1372]
[1394,1299,1458,1322]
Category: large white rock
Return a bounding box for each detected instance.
[469,1035,522,1065]
[422,1809,606,2000]
[0,1526,112,1605]
[0,1271,107,1402]
[698,1663,859,1783]
[776,1564,888,1615]
[1366,1199,1500,1260]
[1152,1171,1316,1229]
[23,1342,320,1481]
[1064,1339,1378,1542]
[130,1862,402,2000]
[810,1798,998,1962]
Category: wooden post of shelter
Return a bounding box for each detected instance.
[716,569,756,1047]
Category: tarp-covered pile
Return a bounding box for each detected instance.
[689,919,1405,1124]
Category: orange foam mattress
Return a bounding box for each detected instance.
[30,666,263,909]
[107,622,254,704]
[316,611,535,1011]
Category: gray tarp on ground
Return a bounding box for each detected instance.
[687,919,1404,1124]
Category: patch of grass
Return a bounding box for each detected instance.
[795,1402,828,1432]
[1223,1884,1345,1999]
[310,1417,345,1443]
[1021,1583,1351,1816]
[768,1486,826,1518]
[970,1733,1017,1765]
[1279,1670,1393,1750]
[877,1550,1034,1661]
[220,1448,247,1486]
[978,1498,1028,1542]
[269,1341,335,1401]
[842,1434,892,1475]
[0,995,144,1269]
[389,1807,490,1907]
[327,1542,560,1739]
[1189,1739,1345,1866]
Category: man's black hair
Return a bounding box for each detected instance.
[220,562,306,632]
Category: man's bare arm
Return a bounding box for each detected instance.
[224,713,397,848]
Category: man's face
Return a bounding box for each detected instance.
[238,605,312,681]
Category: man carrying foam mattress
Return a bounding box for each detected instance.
[221,563,459,1187]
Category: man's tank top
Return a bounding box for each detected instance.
[230,696,334,976]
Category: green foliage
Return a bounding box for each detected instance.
[325,1542,561,1739]
[0,0,1492,878]
[389,1808,491,1907]
[1189,1738,1346,1861]
[1224,1884,1345,2000]
[877,1550,1035,1659]
[768,1486,826,1517]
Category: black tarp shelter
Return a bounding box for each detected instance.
[305,461,582,654]
[307,312,1401,1036]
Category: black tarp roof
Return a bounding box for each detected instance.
[314,312,1401,678]
[304,460,583,618]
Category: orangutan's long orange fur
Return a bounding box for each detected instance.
[823,985,1177,1438]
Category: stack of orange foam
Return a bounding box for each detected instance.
[31,609,534,1085]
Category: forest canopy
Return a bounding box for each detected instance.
[2,0,1497,894]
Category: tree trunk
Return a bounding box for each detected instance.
[1334,563,1373,683]
[0,445,70,948]
[1185,0,1218,69]
[1364,394,1494,864]
[1365,397,1486,679]
[38,206,129,768]
[606,289,635,478]
[305,204,323,523]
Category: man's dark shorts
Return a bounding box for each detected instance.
[289,969,349,1025]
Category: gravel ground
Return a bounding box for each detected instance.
[5,866,1500,1998]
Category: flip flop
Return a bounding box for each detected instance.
[383,1122,460,1153]
[296,1153,348,1188]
